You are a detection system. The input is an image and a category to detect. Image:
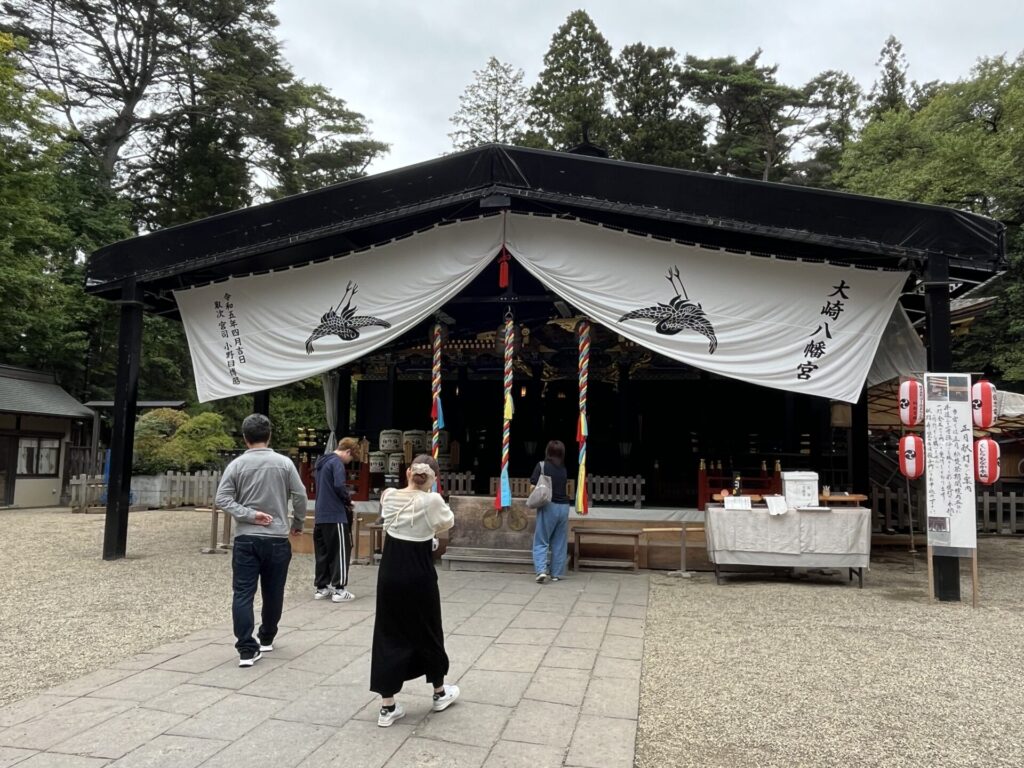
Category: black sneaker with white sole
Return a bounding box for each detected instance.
[238,650,262,667]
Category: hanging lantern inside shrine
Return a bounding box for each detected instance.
[971,379,997,429]
[898,379,923,427]
[974,437,1000,485]
[898,434,925,480]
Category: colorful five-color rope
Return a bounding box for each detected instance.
[576,319,590,514]
[430,322,444,492]
[495,316,514,509]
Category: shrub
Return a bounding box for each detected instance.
[134,410,235,473]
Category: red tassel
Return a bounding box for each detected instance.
[494,489,503,509]
[498,247,510,289]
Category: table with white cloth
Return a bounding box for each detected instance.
[704,504,871,587]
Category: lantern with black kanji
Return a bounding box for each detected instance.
[899,378,924,427]
[973,437,1000,485]
[899,434,925,480]
[971,379,997,429]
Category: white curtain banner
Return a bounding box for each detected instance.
[175,217,504,402]
[506,215,909,403]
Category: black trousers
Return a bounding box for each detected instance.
[231,535,291,655]
[313,521,352,590]
[370,534,448,696]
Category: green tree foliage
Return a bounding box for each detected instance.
[528,10,614,149]
[133,408,234,473]
[864,35,910,119]
[786,70,862,187]
[838,55,1024,383]
[681,51,809,181]
[607,43,707,169]
[449,56,530,150]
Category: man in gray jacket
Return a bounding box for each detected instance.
[216,414,307,667]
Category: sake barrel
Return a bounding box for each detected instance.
[387,452,403,475]
[436,453,452,471]
[384,474,401,488]
[437,429,450,453]
[403,429,427,453]
[379,429,403,452]
[368,451,387,473]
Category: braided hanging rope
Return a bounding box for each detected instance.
[430,322,444,492]
[495,315,515,510]
[576,319,590,514]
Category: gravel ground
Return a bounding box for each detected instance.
[3,508,1023,767]
[637,538,1024,768]
[0,507,314,708]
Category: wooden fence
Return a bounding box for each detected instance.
[69,470,222,513]
[870,483,1024,535]
[69,474,105,512]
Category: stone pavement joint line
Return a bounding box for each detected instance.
[0,566,647,768]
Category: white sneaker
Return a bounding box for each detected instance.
[313,587,332,600]
[432,684,460,712]
[535,573,549,584]
[331,589,355,602]
[377,701,405,727]
[238,650,262,667]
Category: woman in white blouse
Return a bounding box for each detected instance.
[370,454,459,726]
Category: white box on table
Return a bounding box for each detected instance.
[782,471,818,508]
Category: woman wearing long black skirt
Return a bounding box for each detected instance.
[371,454,458,726]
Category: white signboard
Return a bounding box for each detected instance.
[924,373,977,551]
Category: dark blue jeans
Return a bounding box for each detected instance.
[232,535,292,656]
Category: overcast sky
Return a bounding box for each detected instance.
[273,1,1024,174]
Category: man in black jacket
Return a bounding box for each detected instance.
[313,437,358,602]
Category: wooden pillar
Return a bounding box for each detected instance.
[102,280,143,561]
[925,253,960,602]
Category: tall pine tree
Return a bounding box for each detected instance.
[449,56,529,150]
[528,10,614,149]
[607,43,708,169]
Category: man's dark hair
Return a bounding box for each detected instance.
[242,413,272,444]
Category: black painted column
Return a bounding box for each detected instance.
[383,356,397,428]
[102,280,144,560]
[252,390,270,417]
[617,362,632,473]
[336,368,352,434]
[925,253,960,602]
[851,388,869,494]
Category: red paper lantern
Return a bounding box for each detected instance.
[898,379,923,427]
[974,437,1000,485]
[899,434,925,480]
[972,379,997,429]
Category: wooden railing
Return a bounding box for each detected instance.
[488,475,645,508]
[440,471,475,495]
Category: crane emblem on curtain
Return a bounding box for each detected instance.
[618,266,718,353]
[304,281,391,353]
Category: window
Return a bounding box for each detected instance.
[17,438,60,476]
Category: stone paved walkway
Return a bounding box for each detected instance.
[0,565,647,767]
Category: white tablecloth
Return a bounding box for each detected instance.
[705,505,871,568]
